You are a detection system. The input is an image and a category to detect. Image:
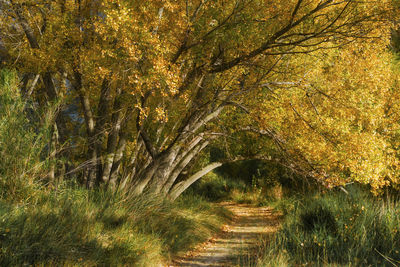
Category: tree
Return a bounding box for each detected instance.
[0,0,397,199]
[243,42,400,193]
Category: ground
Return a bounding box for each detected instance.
[169,202,281,267]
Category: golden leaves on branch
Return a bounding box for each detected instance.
[1,0,399,192]
[252,39,400,192]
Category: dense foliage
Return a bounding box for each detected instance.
[0,0,398,197]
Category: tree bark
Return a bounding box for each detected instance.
[168,162,223,201]
[131,161,159,195]
[101,91,123,184]
[161,140,209,194]
[73,71,98,188]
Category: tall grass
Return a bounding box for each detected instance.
[0,188,231,266]
[256,185,400,266]
[0,69,51,200]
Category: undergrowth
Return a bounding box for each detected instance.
[0,187,231,266]
[253,185,400,266]
[0,69,51,200]
[188,172,284,206]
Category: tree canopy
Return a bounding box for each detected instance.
[0,0,398,198]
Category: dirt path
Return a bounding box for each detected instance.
[169,202,281,267]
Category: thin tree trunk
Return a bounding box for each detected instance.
[161,140,209,194]
[73,71,98,188]
[120,136,143,190]
[101,92,123,184]
[131,161,159,195]
[108,133,126,188]
[169,162,223,201]
[93,77,113,181]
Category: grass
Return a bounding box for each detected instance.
[187,172,284,206]
[0,69,52,201]
[253,185,400,266]
[0,186,232,266]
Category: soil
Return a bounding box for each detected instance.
[168,202,281,267]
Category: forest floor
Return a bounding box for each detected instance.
[169,202,281,267]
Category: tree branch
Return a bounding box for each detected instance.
[210,0,347,73]
[169,162,223,200]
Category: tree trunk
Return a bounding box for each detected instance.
[143,146,182,194]
[131,161,159,195]
[168,162,223,201]
[101,90,123,184]
[73,71,98,188]
[161,140,209,194]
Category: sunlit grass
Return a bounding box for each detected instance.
[0,187,231,266]
[255,185,400,266]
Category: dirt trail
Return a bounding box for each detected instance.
[169,202,281,267]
